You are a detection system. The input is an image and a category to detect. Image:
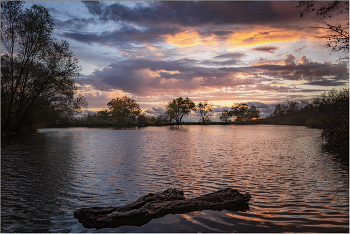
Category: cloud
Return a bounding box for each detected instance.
[282,53,296,65]
[62,26,182,47]
[74,1,310,50]
[77,55,348,98]
[294,45,307,53]
[296,55,309,64]
[304,79,348,86]
[214,52,246,59]
[246,102,271,108]
[60,1,319,51]
[144,107,166,115]
[82,1,106,16]
[252,46,279,53]
[82,1,302,27]
[227,29,302,48]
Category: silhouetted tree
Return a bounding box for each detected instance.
[314,89,349,155]
[272,103,285,117]
[298,0,349,60]
[246,106,260,121]
[96,109,111,121]
[196,100,213,123]
[107,96,141,121]
[166,97,195,124]
[137,114,149,126]
[155,114,169,125]
[286,101,300,115]
[219,109,231,124]
[1,1,87,133]
[230,103,260,123]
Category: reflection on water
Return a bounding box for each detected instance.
[1,125,349,232]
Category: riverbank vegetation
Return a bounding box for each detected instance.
[256,89,349,156]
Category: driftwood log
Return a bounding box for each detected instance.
[74,188,251,229]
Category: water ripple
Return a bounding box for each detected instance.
[1,125,348,232]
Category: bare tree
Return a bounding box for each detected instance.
[298,1,349,60]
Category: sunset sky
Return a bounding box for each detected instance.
[26,1,349,120]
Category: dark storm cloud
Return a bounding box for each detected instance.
[304,79,348,86]
[82,1,301,27]
[82,1,106,16]
[252,46,279,53]
[212,31,234,36]
[62,32,98,45]
[56,17,97,30]
[62,25,181,46]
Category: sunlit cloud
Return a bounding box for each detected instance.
[165,30,220,48]
[30,0,349,116]
[146,45,156,50]
[227,29,301,48]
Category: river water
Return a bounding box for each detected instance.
[1,125,349,232]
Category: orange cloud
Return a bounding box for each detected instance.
[166,28,304,49]
[235,72,254,78]
[165,31,219,47]
[228,29,301,48]
[252,60,284,66]
[269,81,305,87]
[147,45,156,50]
[147,69,180,77]
[166,31,202,47]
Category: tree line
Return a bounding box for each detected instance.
[260,88,349,156]
[67,96,261,127]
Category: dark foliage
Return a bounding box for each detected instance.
[1,1,87,134]
[166,97,196,125]
[264,89,349,156]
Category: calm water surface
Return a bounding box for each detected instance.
[1,125,349,232]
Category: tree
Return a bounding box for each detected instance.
[166,97,195,124]
[230,103,248,123]
[246,106,260,121]
[286,101,300,115]
[298,1,349,60]
[96,109,111,121]
[155,114,170,125]
[272,104,284,117]
[230,103,260,123]
[320,89,349,155]
[219,109,231,124]
[272,101,300,117]
[107,96,141,121]
[1,1,87,133]
[196,100,213,123]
